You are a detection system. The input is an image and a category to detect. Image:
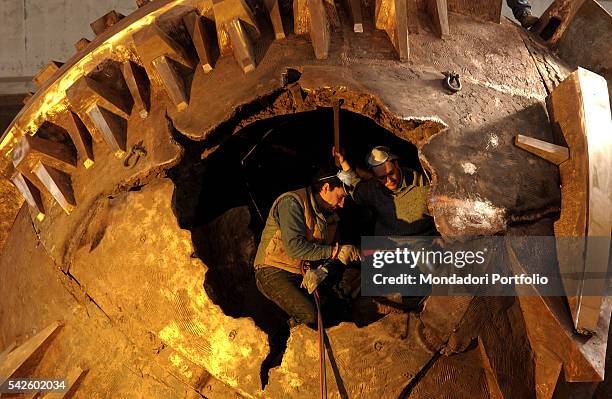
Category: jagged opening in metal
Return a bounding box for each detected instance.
[170,105,445,388]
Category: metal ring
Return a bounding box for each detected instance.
[123,141,147,168]
[443,72,462,93]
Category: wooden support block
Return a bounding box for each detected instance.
[293,0,310,35]
[0,321,62,384]
[67,76,132,120]
[32,61,63,88]
[22,92,34,105]
[62,112,94,168]
[122,61,151,118]
[151,56,189,111]
[532,0,586,44]
[136,0,150,7]
[346,0,364,33]
[509,243,610,383]
[33,162,76,214]
[265,0,286,39]
[514,135,569,165]
[226,19,256,73]
[12,135,77,174]
[133,23,195,69]
[74,38,91,51]
[426,0,450,38]
[42,366,86,399]
[90,10,125,36]
[375,0,410,60]
[307,0,331,59]
[182,12,216,73]
[86,104,128,156]
[549,68,612,334]
[212,0,260,56]
[447,0,503,24]
[11,172,45,220]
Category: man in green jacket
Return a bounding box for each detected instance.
[333,145,436,236]
[254,168,361,327]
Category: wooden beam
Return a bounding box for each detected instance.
[426,0,450,38]
[74,38,91,51]
[62,112,94,168]
[151,56,189,110]
[11,172,45,220]
[375,0,410,60]
[226,19,256,73]
[86,104,128,156]
[549,67,612,334]
[514,134,569,165]
[307,0,331,59]
[182,12,216,73]
[265,0,286,39]
[33,162,76,214]
[122,61,151,118]
[0,322,62,385]
[346,0,364,33]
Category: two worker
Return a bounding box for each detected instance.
[253,145,434,327]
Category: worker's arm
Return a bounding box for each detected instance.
[332,147,371,205]
[275,196,334,261]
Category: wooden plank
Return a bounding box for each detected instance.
[514,134,569,165]
[426,0,449,38]
[447,0,502,23]
[0,322,62,384]
[549,68,612,334]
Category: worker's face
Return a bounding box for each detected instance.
[320,184,347,212]
[372,161,401,190]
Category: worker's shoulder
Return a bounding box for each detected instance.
[275,190,306,211]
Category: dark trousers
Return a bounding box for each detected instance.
[255,266,318,327]
[507,0,532,19]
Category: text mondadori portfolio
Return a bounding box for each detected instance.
[372,273,549,286]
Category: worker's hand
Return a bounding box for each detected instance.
[332,147,350,171]
[337,245,362,265]
[301,266,328,294]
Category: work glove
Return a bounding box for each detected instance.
[301,266,329,294]
[337,245,361,265]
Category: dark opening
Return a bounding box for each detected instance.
[539,17,562,41]
[170,108,428,387]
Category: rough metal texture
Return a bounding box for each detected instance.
[0,0,610,397]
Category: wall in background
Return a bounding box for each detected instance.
[0,0,611,94]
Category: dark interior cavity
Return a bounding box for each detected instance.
[170,108,426,387]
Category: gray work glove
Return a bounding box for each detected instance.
[337,245,361,265]
[301,266,328,294]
